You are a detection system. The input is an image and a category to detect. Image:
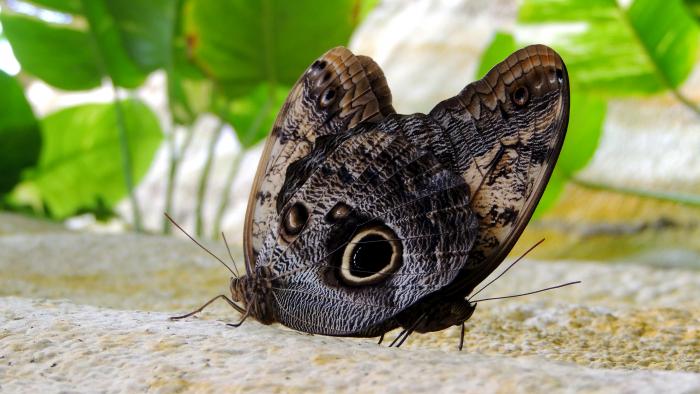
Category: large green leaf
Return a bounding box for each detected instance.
[184,0,369,99]
[686,0,700,21]
[0,70,41,194]
[519,0,700,96]
[24,100,162,218]
[475,31,517,78]
[25,0,83,14]
[167,0,212,125]
[217,83,289,148]
[79,1,146,88]
[0,13,103,90]
[100,0,176,73]
[1,1,176,90]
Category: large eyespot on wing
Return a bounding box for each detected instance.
[339,224,402,286]
[426,45,569,295]
[262,125,479,336]
[243,47,396,270]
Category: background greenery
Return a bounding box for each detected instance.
[0,0,699,260]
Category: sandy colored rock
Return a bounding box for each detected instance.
[2,297,699,393]
[1,212,699,392]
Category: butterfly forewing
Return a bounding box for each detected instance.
[234,45,569,338]
[243,47,395,269]
[426,45,569,296]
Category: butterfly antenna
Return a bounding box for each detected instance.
[470,280,581,303]
[469,238,545,301]
[164,213,237,277]
[221,232,241,278]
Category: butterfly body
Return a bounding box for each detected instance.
[214,45,568,342]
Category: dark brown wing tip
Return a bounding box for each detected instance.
[357,55,396,117]
[311,47,395,125]
[430,44,569,122]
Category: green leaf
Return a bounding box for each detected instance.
[0,13,103,90]
[628,0,700,88]
[217,84,289,148]
[101,0,177,73]
[24,100,162,219]
[0,70,41,194]
[168,63,212,125]
[184,0,372,98]
[79,1,147,88]
[2,1,176,90]
[25,0,83,14]
[519,0,700,96]
[556,93,606,177]
[475,31,517,78]
[686,0,700,21]
[167,0,212,125]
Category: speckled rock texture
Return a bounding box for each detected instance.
[1,212,699,392]
[2,298,699,393]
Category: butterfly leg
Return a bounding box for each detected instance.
[388,329,407,347]
[227,308,251,327]
[377,333,385,345]
[170,294,245,320]
[389,314,427,348]
[458,322,466,351]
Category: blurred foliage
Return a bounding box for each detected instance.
[687,0,700,20]
[478,0,700,216]
[0,0,372,229]
[0,0,698,233]
[0,70,40,194]
[0,1,176,89]
[19,100,162,218]
[184,0,367,98]
[519,0,699,95]
[216,83,289,149]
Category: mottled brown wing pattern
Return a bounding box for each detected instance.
[255,123,478,336]
[219,45,569,340]
[243,47,395,268]
[423,45,569,295]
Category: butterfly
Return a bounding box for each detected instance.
[172,45,570,348]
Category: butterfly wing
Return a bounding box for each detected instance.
[257,122,479,336]
[418,45,570,297]
[243,47,395,270]
[246,45,567,336]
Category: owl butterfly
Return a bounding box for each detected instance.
[174,45,569,348]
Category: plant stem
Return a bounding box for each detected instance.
[162,128,177,234]
[211,149,244,238]
[162,124,189,233]
[112,88,143,232]
[195,120,225,237]
[572,177,700,207]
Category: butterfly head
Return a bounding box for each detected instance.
[229,267,277,325]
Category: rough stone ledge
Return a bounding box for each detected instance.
[1,297,699,393]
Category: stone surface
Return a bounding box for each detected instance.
[2,297,699,393]
[1,213,699,392]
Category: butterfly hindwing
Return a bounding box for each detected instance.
[257,122,478,336]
